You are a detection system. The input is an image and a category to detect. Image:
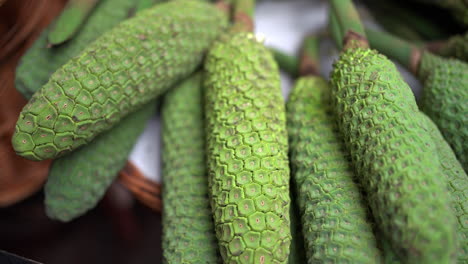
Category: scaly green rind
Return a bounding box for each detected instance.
[23,0,158,222]
[12,0,228,161]
[418,52,468,173]
[330,47,458,263]
[419,112,468,263]
[287,77,382,263]
[161,73,220,264]
[16,0,136,99]
[204,32,291,263]
[47,0,100,45]
[44,101,156,221]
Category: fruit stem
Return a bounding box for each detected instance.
[329,0,368,50]
[232,0,255,33]
[365,28,422,74]
[268,47,299,77]
[299,34,320,76]
[328,10,342,50]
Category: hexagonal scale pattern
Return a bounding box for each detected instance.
[12,0,228,160]
[330,47,457,263]
[418,52,468,172]
[15,0,136,100]
[419,112,468,263]
[45,101,156,222]
[286,77,382,263]
[161,73,220,263]
[204,32,291,263]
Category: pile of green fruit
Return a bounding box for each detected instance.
[11,0,466,263]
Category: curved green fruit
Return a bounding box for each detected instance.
[12,0,227,161]
[21,0,159,222]
[287,77,382,263]
[419,112,468,263]
[204,32,291,263]
[16,0,136,99]
[161,73,221,263]
[44,101,156,221]
[330,47,458,263]
[418,52,468,173]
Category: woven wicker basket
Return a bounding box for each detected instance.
[118,161,162,213]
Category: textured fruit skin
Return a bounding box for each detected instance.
[44,102,156,221]
[16,0,136,99]
[161,73,221,264]
[418,52,468,173]
[287,77,382,263]
[330,47,458,263]
[12,0,227,161]
[19,0,157,222]
[204,32,291,263]
[419,113,468,263]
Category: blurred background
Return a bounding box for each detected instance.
[0,0,464,263]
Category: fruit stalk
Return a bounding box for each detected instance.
[268,47,299,77]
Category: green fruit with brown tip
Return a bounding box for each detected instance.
[12,0,227,161]
[204,32,291,263]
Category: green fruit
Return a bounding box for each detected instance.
[12,0,227,161]
[287,76,382,263]
[44,101,156,221]
[161,73,221,263]
[419,112,468,263]
[19,0,158,222]
[16,0,136,99]
[418,52,468,173]
[330,47,458,263]
[204,32,291,263]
